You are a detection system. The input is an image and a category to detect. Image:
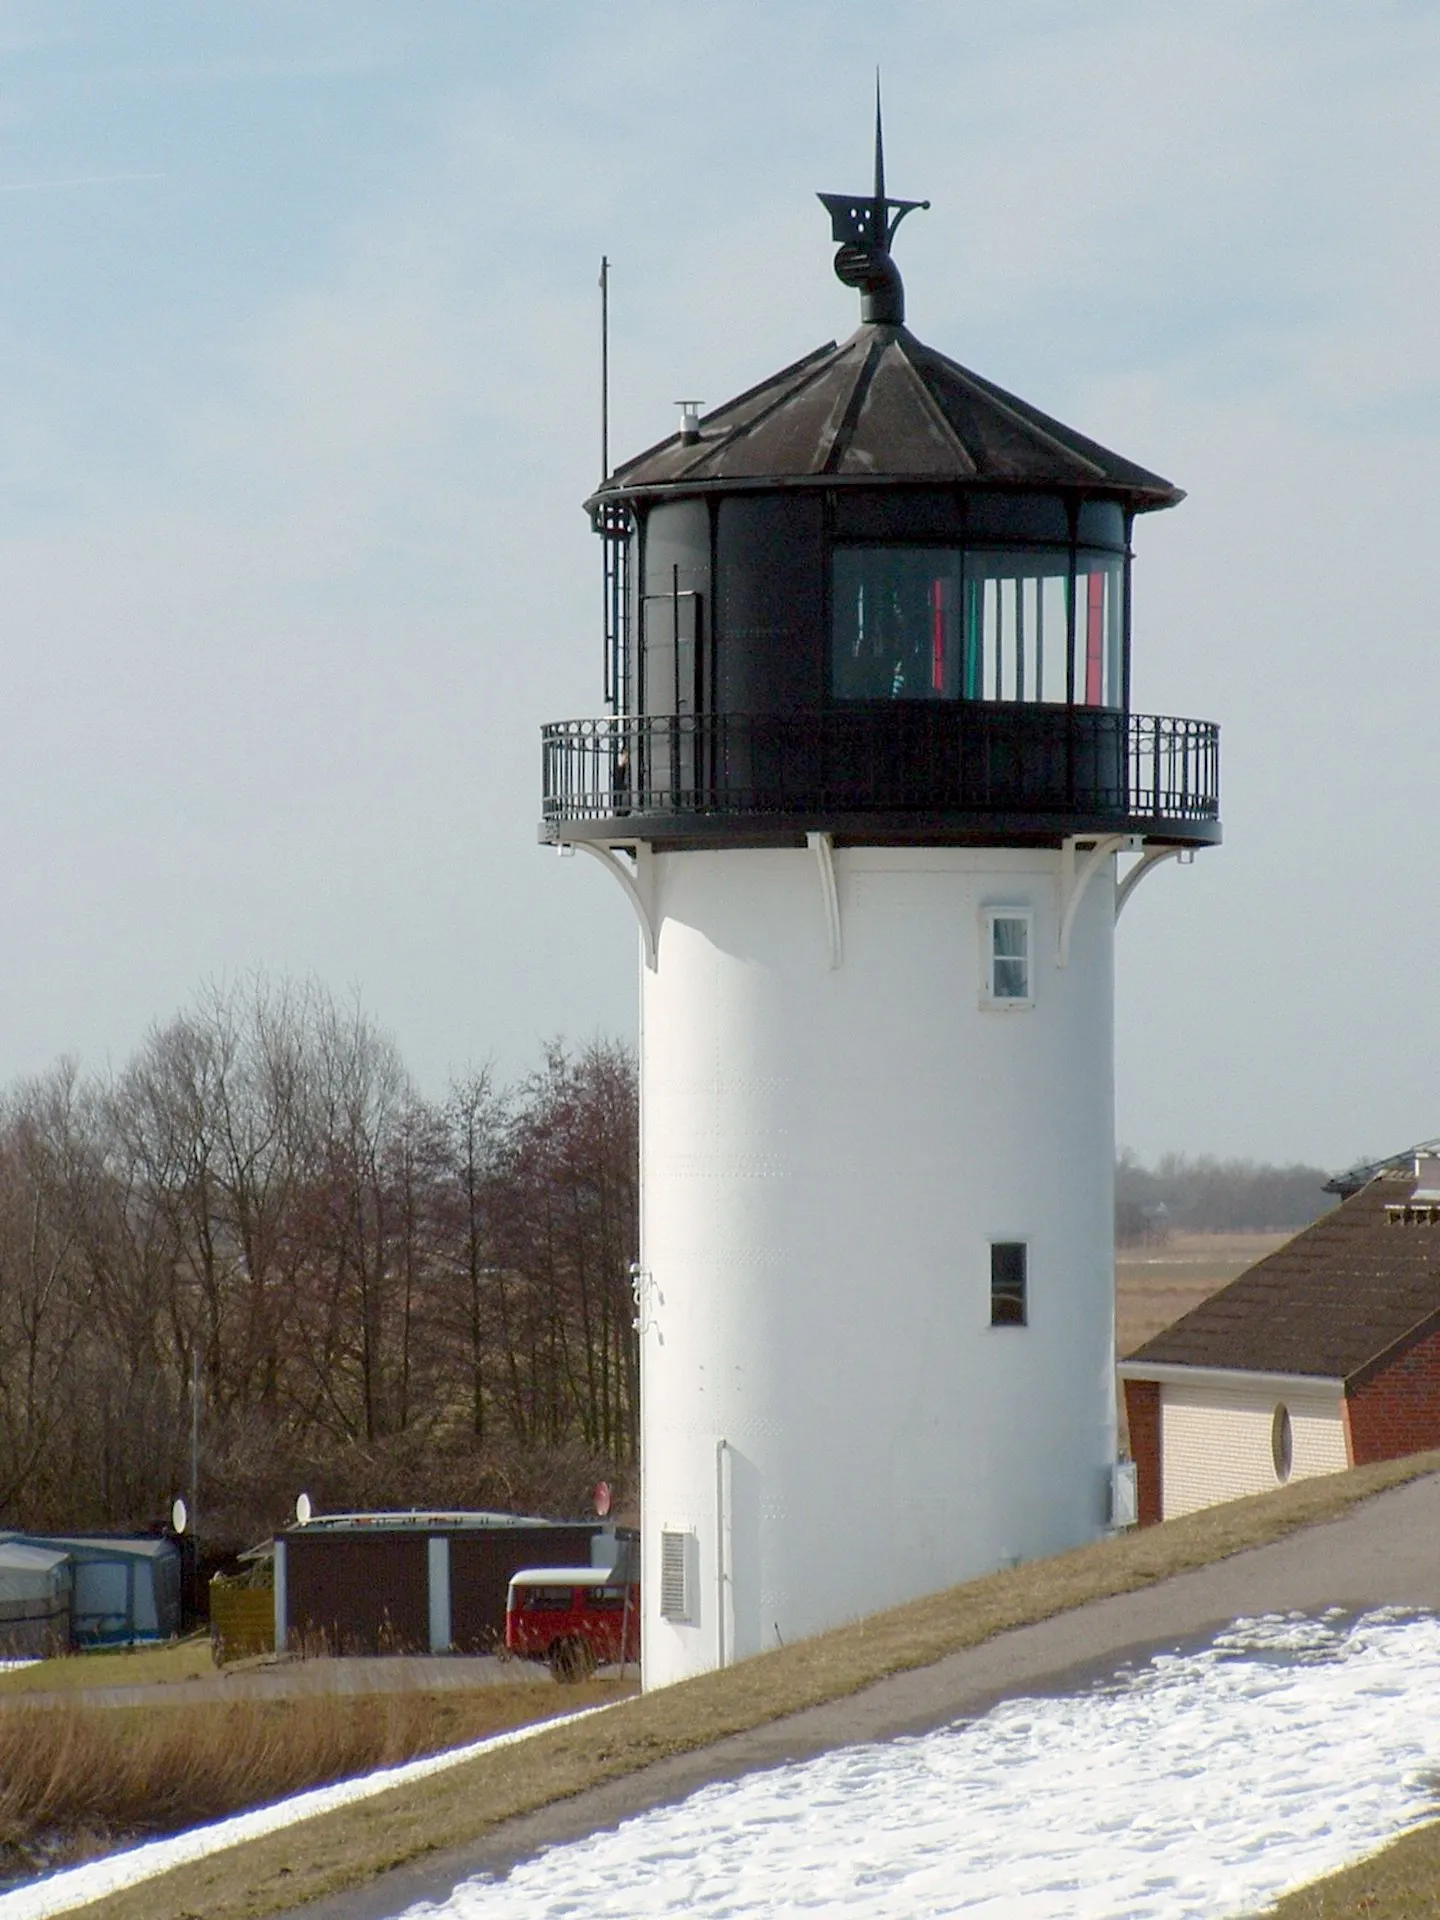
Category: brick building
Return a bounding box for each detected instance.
[1119,1154,1440,1524]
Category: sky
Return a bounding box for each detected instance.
[0,0,1434,1167]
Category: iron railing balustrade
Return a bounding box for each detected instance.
[541,708,1219,837]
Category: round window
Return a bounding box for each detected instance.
[1271,1403,1293,1482]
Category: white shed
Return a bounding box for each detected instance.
[0,1541,71,1657]
[0,1533,180,1646]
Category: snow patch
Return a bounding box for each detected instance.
[404,1610,1440,1919]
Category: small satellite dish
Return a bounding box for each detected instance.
[594,1481,612,1518]
[295,1492,313,1526]
[171,1497,188,1536]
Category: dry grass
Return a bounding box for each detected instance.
[1265,1822,1440,1917]
[0,1637,217,1697]
[0,1678,629,1885]
[71,1450,1440,1920]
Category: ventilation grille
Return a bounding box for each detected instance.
[1386,1202,1440,1226]
[659,1530,691,1622]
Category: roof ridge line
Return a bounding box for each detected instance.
[818,328,889,474]
[877,332,981,477]
[910,337,1110,482]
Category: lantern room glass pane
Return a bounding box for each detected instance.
[831,548,962,700]
[962,550,1071,704]
[832,545,1125,707]
[1075,551,1124,709]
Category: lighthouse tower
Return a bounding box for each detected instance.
[542,124,1220,1690]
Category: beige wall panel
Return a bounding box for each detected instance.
[1161,1383,1348,1519]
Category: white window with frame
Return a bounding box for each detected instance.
[983,908,1034,1007]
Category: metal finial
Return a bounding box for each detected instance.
[873,71,885,206]
[817,75,929,325]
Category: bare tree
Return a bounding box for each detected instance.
[0,978,641,1543]
[0,1065,98,1517]
[435,1069,507,1443]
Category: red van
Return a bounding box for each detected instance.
[504,1566,640,1680]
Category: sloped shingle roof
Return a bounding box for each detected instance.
[599,323,1182,509]
[1123,1175,1440,1385]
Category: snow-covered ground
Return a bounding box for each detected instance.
[406,1610,1440,1920]
[6,1611,1440,1920]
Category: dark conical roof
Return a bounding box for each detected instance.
[597,322,1182,512]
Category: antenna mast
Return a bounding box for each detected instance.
[599,255,610,484]
[597,255,628,710]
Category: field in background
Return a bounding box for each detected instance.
[1117,1231,1291,1358]
[0,1637,217,1697]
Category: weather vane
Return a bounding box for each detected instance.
[816,75,929,325]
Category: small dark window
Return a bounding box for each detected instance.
[990,1243,1028,1326]
[588,1586,628,1610]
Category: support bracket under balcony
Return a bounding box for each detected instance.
[1115,845,1193,921]
[1057,834,1131,967]
[570,841,658,970]
[807,830,842,969]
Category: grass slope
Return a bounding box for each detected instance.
[71,1451,1440,1920]
[0,1681,631,1884]
[1267,1824,1440,1918]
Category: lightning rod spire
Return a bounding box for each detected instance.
[817,76,928,326]
[873,71,886,206]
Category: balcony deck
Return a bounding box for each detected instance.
[540,708,1220,850]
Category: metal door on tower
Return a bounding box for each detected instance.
[642,574,705,806]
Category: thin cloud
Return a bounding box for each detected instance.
[0,171,165,193]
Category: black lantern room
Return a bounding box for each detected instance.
[542,126,1219,851]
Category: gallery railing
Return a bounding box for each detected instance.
[541,708,1219,833]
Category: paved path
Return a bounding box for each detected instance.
[0,1655,553,1711]
[299,1471,1440,1919]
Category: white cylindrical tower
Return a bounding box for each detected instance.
[542,129,1220,1688]
[640,843,1120,1683]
